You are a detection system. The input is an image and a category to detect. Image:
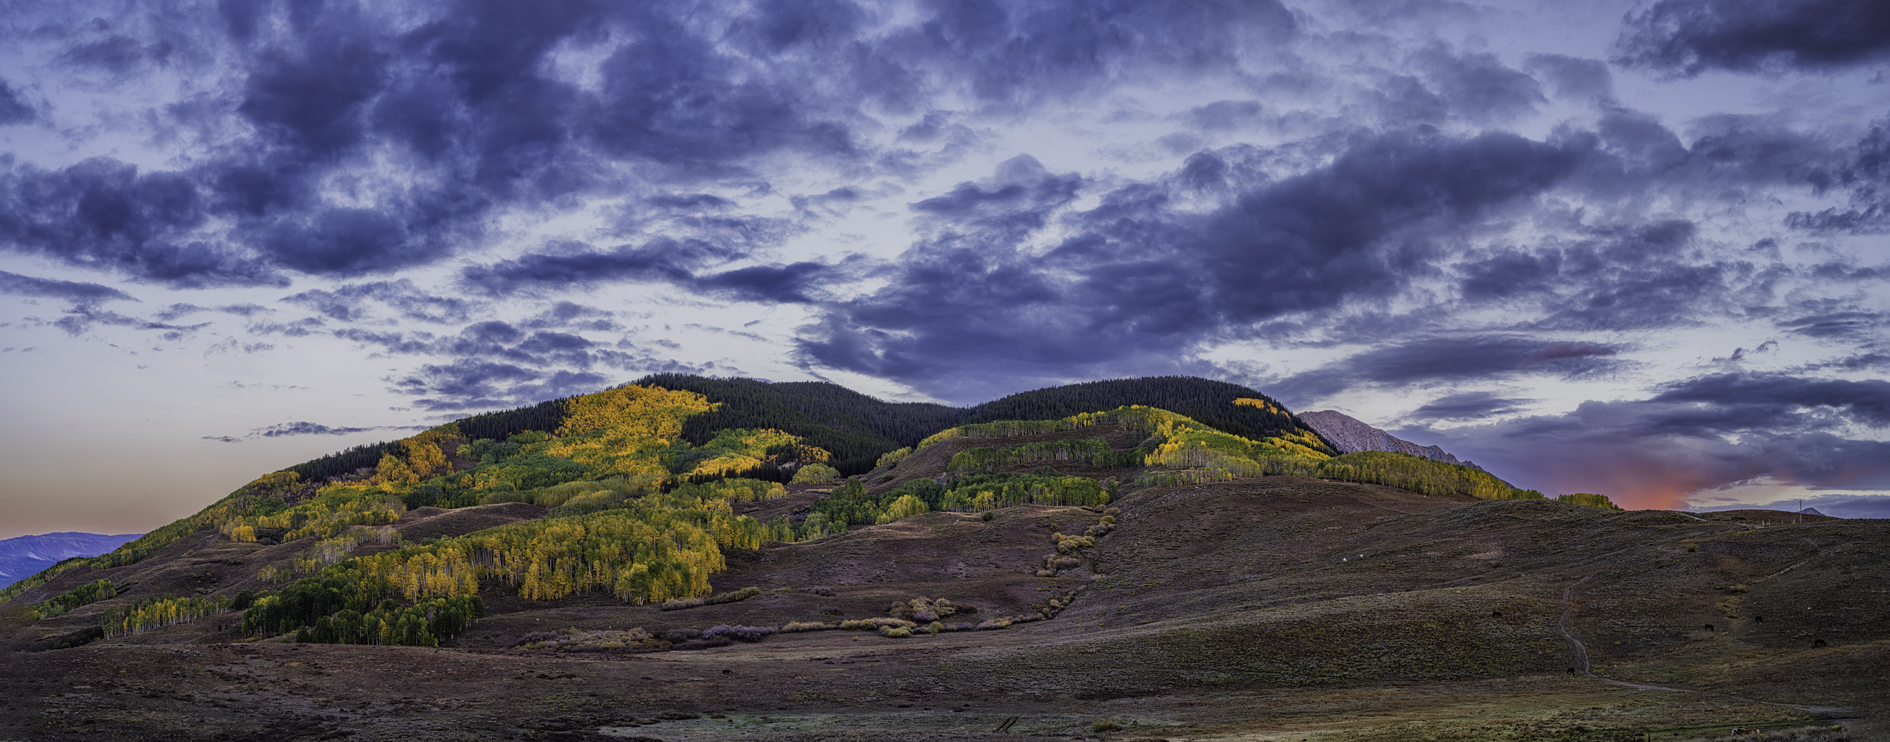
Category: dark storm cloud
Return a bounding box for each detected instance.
[1182,100,1265,131]
[1454,217,1788,333]
[694,262,838,304]
[1271,336,1623,406]
[0,270,136,303]
[875,0,1297,109]
[460,239,732,296]
[0,158,281,287]
[61,34,175,74]
[325,315,719,412]
[44,304,209,338]
[519,302,621,332]
[1411,46,1545,124]
[1614,0,1890,77]
[1650,372,1890,427]
[1523,54,1615,103]
[1776,311,1881,340]
[151,303,271,321]
[282,280,473,324]
[1407,391,1533,422]
[1802,351,1890,372]
[0,78,35,125]
[799,129,1588,403]
[0,0,890,286]
[1789,116,1890,234]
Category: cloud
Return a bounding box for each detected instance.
[0,158,282,287]
[258,421,377,437]
[0,270,136,303]
[1411,46,1545,124]
[460,239,729,296]
[519,301,621,332]
[1272,335,1624,406]
[799,129,1589,403]
[1418,372,1890,510]
[282,279,474,324]
[152,303,270,321]
[1407,391,1533,422]
[203,420,415,443]
[0,78,35,125]
[1648,372,1890,427]
[1614,0,1890,77]
[1523,53,1615,104]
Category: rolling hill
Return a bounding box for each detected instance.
[0,376,1880,742]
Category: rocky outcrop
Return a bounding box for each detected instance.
[1299,410,1478,469]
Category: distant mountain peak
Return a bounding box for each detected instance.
[0,532,142,589]
[1299,410,1478,470]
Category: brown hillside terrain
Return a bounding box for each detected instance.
[2,448,1886,739]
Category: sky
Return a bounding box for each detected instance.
[2,0,1889,539]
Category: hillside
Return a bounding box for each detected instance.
[0,377,1881,741]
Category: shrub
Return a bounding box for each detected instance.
[928,621,943,636]
[889,596,969,620]
[879,625,912,638]
[670,636,733,651]
[709,586,764,605]
[781,621,834,632]
[876,447,913,469]
[975,618,1012,630]
[513,627,656,652]
[663,628,701,642]
[1093,720,1121,733]
[790,463,841,485]
[840,617,914,631]
[1556,492,1623,510]
[702,624,777,642]
[660,597,707,611]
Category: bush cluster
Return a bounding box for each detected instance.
[660,585,763,611]
[887,596,976,622]
[840,617,915,631]
[702,624,776,642]
[512,628,659,652]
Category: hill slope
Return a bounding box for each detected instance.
[0,377,1880,741]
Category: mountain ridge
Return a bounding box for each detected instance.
[0,532,141,589]
[1300,409,1479,469]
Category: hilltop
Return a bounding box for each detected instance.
[0,376,1882,742]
